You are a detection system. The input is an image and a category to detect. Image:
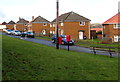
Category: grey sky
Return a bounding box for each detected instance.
[118,1,120,12]
[0,0,119,23]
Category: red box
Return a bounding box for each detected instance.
[58,37,62,44]
[66,35,71,42]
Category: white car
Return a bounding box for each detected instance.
[3,28,7,32]
[6,29,12,35]
[12,30,21,36]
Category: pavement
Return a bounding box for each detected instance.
[2,33,119,57]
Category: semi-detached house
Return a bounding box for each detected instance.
[51,11,91,40]
[16,18,29,32]
[102,12,120,42]
[6,20,16,30]
[31,16,50,35]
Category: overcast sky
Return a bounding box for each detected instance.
[0,0,119,23]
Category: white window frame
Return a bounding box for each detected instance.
[114,35,120,42]
[53,24,55,27]
[79,22,85,26]
[50,24,52,27]
[24,23,27,26]
[61,22,64,26]
[114,24,120,29]
[50,31,52,34]
[43,24,47,26]
[53,31,55,34]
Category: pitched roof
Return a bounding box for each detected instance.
[17,18,29,24]
[2,21,7,25]
[52,11,91,22]
[7,20,15,24]
[102,12,120,24]
[31,16,50,23]
[90,28,102,32]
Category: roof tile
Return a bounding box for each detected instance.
[52,11,91,22]
[32,16,50,23]
[103,12,120,24]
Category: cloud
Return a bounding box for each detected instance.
[0,10,6,18]
[0,0,119,23]
[118,1,120,12]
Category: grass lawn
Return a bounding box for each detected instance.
[74,39,119,48]
[75,39,119,52]
[2,35,118,80]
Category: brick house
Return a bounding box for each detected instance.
[16,18,29,32]
[102,12,120,42]
[51,11,91,40]
[31,16,50,35]
[6,20,15,30]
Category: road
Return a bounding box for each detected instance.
[2,33,119,57]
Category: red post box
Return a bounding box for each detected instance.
[58,37,62,44]
[66,35,71,42]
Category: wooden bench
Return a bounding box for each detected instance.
[90,46,120,58]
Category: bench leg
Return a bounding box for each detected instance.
[109,48,112,58]
[93,47,96,55]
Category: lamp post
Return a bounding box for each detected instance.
[56,0,59,49]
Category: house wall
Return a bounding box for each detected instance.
[103,24,120,42]
[63,21,90,40]
[50,27,55,35]
[103,24,114,39]
[16,24,28,32]
[6,24,14,30]
[31,23,50,34]
[113,29,120,35]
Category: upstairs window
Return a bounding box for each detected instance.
[114,24,120,29]
[50,24,52,27]
[61,22,64,26]
[43,24,47,26]
[53,24,55,27]
[53,24,56,27]
[24,23,27,26]
[79,22,85,26]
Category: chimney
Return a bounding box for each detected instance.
[19,17,21,21]
[32,16,34,21]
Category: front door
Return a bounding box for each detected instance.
[79,31,83,40]
[42,30,46,35]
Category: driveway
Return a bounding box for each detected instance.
[2,33,119,57]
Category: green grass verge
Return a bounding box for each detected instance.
[75,39,118,47]
[2,35,118,80]
[35,36,118,48]
[35,36,119,51]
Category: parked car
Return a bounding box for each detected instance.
[11,30,21,36]
[21,32,34,38]
[52,35,74,45]
[5,29,12,35]
[3,28,7,32]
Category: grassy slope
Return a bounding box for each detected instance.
[2,35,118,80]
